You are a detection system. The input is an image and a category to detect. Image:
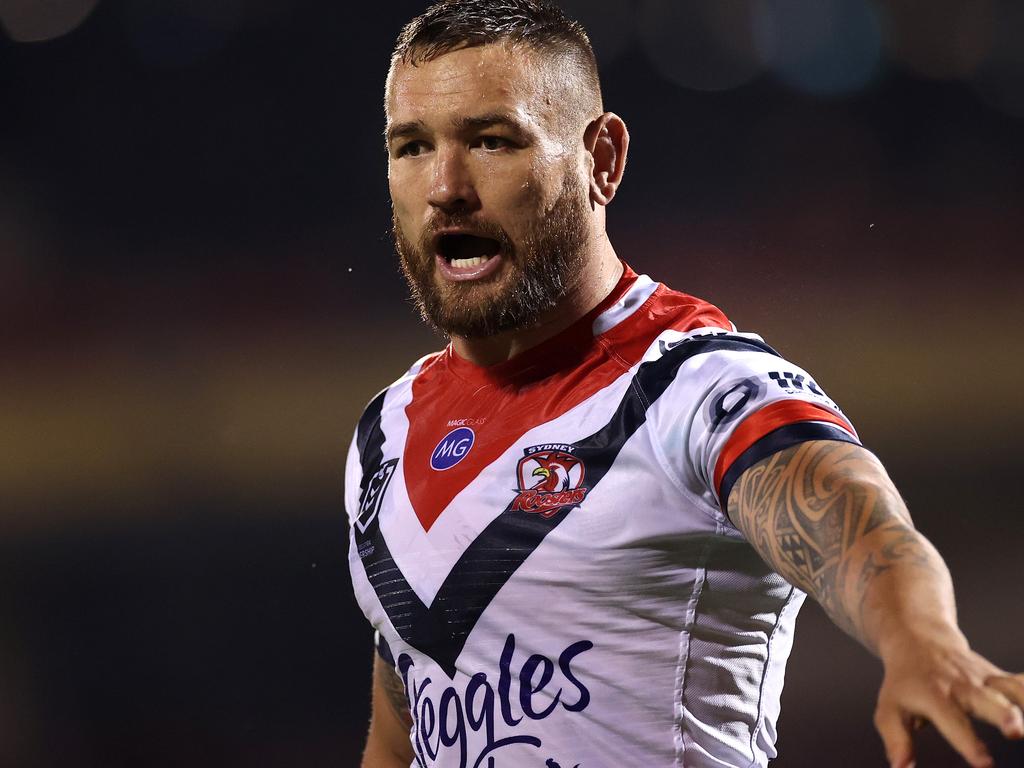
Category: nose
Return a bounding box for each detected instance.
[427,147,480,214]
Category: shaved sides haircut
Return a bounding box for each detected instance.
[389,0,604,122]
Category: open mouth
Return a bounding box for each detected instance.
[437,233,502,268]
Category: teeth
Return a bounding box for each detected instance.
[450,256,489,268]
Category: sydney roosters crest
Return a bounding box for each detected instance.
[511,444,588,518]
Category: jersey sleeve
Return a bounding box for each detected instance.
[344,427,362,527]
[648,331,860,522]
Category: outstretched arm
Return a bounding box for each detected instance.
[727,439,1024,768]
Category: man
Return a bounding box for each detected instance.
[345,2,1024,766]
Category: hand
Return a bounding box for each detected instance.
[874,631,1024,767]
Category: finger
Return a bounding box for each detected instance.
[986,674,1024,712]
[874,704,916,768]
[953,679,1024,739]
[921,695,993,768]
[982,677,1024,737]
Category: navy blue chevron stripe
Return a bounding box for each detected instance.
[356,388,388,479]
[353,334,782,677]
[718,421,861,516]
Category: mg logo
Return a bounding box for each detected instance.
[430,427,476,471]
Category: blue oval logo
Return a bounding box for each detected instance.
[430,427,475,471]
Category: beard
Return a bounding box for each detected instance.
[393,173,591,339]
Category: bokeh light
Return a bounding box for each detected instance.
[969,0,1024,120]
[755,0,883,96]
[638,0,766,92]
[886,0,996,80]
[0,0,99,43]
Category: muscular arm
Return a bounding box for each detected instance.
[362,654,415,768]
[728,440,1024,768]
[726,439,944,651]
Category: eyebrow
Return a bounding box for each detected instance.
[385,120,426,144]
[452,112,527,134]
[385,112,529,144]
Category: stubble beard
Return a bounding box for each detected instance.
[393,174,591,339]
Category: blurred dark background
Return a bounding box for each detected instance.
[1,1,1022,765]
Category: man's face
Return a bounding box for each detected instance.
[386,43,591,338]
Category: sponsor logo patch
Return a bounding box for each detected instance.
[511,444,589,518]
[706,376,765,432]
[769,371,843,411]
[446,417,486,428]
[430,427,476,471]
[398,633,592,768]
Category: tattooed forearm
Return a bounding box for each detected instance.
[727,440,942,648]
[376,659,413,729]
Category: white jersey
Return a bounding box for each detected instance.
[345,264,859,767]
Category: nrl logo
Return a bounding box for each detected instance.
[357,458,398,535]
[511,444,588,518]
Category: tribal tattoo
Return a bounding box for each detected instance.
[377,658,413,730]
[727,440,939,647]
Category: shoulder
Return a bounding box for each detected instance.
[644,279,736,337]
[602,270,777,368]
[597,271,735,340]
[632,327,785,417]
[598,266,741,345]
[615,274,826,406]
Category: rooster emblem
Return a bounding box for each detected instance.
[530,453,580,492]
[512,445,588,518]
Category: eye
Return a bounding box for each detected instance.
[477,135,510,151]
[396,141,427,158]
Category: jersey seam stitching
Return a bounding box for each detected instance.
[746,583,799,767]
[628,373,652,410]
[596,334,638,373]
[674,539,713,767]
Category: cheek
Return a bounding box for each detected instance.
[492,165,570,227]
[479,168,545,219]
[389,176,419,227]
[389,158,425,200]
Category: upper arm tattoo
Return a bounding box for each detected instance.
[726,440,936,643]
[376,657,413,729]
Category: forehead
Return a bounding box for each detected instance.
[386,43,554,129]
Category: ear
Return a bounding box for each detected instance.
[584,112,629,207]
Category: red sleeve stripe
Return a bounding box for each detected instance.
[713,400,858,497]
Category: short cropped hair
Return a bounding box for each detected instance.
[390,0,603,118]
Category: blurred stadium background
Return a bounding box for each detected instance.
[1,0,1022,765]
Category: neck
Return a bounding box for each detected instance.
[450,240,624,367]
